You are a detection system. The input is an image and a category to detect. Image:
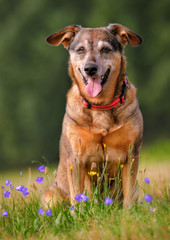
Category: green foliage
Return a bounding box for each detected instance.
[0,161,169,239]
[141,139,170,163]
[0,0,170,167]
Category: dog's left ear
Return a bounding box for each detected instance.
[46,25,81,49]
[107,23,143,47]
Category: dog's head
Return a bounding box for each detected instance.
[46,24,142,100]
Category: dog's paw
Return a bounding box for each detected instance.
[41,189,57,209]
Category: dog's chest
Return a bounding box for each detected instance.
[88,110,116,134]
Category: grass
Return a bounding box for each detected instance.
[0,140,170,240]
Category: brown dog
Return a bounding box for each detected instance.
[42,24,143,208]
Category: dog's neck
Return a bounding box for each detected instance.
[81,79,129,111]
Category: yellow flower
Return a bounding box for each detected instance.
[103,143,106,149]
[120,164,124,169]
[88,171,97,176]
[97,173,99,177]
[109,177,115,181]
[69,166,73,171]
[120,179,122,182]
[118,157,121,163]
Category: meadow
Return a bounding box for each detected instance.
[0,140,169,240]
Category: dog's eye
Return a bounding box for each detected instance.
[100,47,112,53]
[76,47,85,53]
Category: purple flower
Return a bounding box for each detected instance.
[36,177,43,184]
[144,177,150,184]
[104,197,113,205]
[144,194,153,203]
[140,200,143,205]
[75,195,82,202]
[22,187,29,197]
[5,180,11,186]
[38,208,44,215]
[15,185,24,191]
[20,171,23,176]
[38,165,45,172]
[10,185,14,190]
[3,190,11,198]
[46,209,52,216]
[69,205,75,210]
[75,194,89,202]
[2,210,8,217]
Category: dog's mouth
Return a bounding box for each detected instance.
[79,68,110,98]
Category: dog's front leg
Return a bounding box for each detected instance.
[67,157,85,205]
[122,154,139,209]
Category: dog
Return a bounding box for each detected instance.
[42,24,143,208]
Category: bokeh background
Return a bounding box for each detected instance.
[0,0,170,169]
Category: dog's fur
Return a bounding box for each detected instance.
[42,24,143,208]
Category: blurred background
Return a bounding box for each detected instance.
[0,0,170,169]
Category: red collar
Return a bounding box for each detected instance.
[82,79,128,111]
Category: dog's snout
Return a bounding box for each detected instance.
[84,63,98,76]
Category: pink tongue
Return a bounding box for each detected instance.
[85,77,102,97]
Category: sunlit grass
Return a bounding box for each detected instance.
[0,142,169,240]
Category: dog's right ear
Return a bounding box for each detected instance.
[46,25,81,49]
[107,24,143,47]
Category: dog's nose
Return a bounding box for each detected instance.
[84,63,98,76]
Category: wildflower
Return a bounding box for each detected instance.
[91,162,97,169]
[22,187,29,197]
[36,177,43,184]
[118,157,121,163]
[54,169,57,177]
[69,166,73,171]
[104,197,113,205]
[46,209,52,216]
[20,171,23,176]
[144,194,153,203]
[103,143,106,148]
[69,205,75,210]
[88,171,97,176]
[45,167,49,174]
[140,200,143,205]
[15,185,24,191]
[120,164,124,169]
[2,210,8,217]
[10,185,14,190]
[38,208,44,215]
[109,177,115,182]
[3,191,11,198]
[5,180,11,186]
[111,177,116,180]
[144,177,150,184]
[149,207,156,213]
[38,165,45,172]
[75,194,89,202]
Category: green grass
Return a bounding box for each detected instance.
[0,141,170,240]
